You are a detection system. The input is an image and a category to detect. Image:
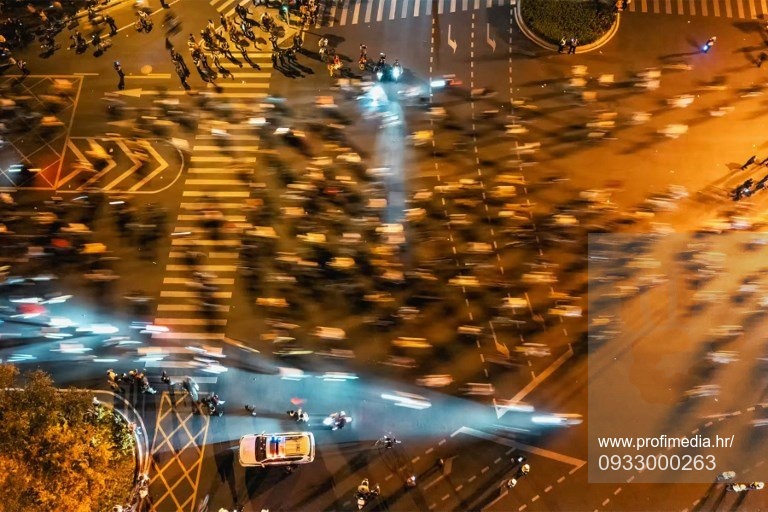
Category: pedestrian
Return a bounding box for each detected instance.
[272,51,279,69]
[568,37,578,54]
[16,59,30,76]
[212,50,234,79]
[114,60,125,90]
[758,52,767,68]
[741,155,757,170]
[622,0,630,9]
[557,36,566,53]
[165,37,173,50]
[105,14,118,35]
[293,32,303,50]
[278,49,286,68]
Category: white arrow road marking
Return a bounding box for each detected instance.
[447,24,458,53]
[454,426,586,468]
[129,141,169,191]
[101,139,143,191]
[510,344,574,403]
[487,23,496,52]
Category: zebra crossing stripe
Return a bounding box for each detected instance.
[413,0,420,16]
[762,0,768,15]
[340,0,350,24]
[737,0,745,18]
[725,0,732,15]
[401,0,408,18]
[749,0,757,17]
[689,0,696,14]
[701,0,707,15]
[450,0,456,13]
[389,0,397,19]
[365,0,374,23]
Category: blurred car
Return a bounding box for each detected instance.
[415,374,454,388]
[548,305,582,318]
[239,432,315,467]
[531,413,583,426]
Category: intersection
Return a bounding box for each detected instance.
[3,0,768,510]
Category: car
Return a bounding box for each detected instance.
[239,432,316,467]
[548,305,583,318]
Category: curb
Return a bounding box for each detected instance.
[513,0,621,54]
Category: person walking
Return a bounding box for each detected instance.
[277,49,286,68]
[758,52,767,68]
[568,37,578,54]
[271,50,279,70]
[105,14,118,35]
[16,59,30,76]
[741,155,757,170]
[557,36,566,53]
[212,50,234,79]
[114,60,125,90]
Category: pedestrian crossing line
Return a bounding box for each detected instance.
[216,0,239,10]
[162,277,236,285]
[377,0,386,21]
[160,290,234,298]
[187,167,240,176]
[180,202,250,210]
[340,0,350,25]
[450,0,456,12]
[157,304,233,312]
[171,239,241,247]
[155,318,228,326]
[365,0,374,23]
[182,190,250,197]
[390,0,398,19]
[413,0,420,16]
[190,156,258,163]
[192,146,261,152]
[402,0,409,18]
[166,264,238,272]
[184,179,247,186]
[628,0,768,18]
[177,214,248,222]
[194,134,258,141]
[353,0,362,23]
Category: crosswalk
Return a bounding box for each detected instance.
[151,56,272,385]
[210,0,513,26]
[627,0,768,18]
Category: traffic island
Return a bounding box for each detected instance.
[515,0,620,53]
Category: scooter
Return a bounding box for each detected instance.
[323,411,353,430]
[702,36,716,53]
[287,409,309,422]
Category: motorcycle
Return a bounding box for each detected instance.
[200,393,225,416]
[287,408,309,422]
[323,411,353,430]
[135,13,153,32]
[702,36,716,53]
[358,54,368,71]
[240,20,255,41]
[355,479,380,510]
[392,60,403,81]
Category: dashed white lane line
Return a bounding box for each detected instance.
[602,498,611,506]
[544,485,553,493]
[614,487,622,495]
[557,476,566,483]
[441,494,450,501]
[531,495,540,502]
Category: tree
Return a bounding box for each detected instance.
[0,364,135,512]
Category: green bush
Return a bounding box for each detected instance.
[520,0,617,45]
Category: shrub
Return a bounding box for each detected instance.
[520,0,617,45]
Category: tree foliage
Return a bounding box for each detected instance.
[0,364,135,512]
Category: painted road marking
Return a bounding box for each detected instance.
[455,427,586,468]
